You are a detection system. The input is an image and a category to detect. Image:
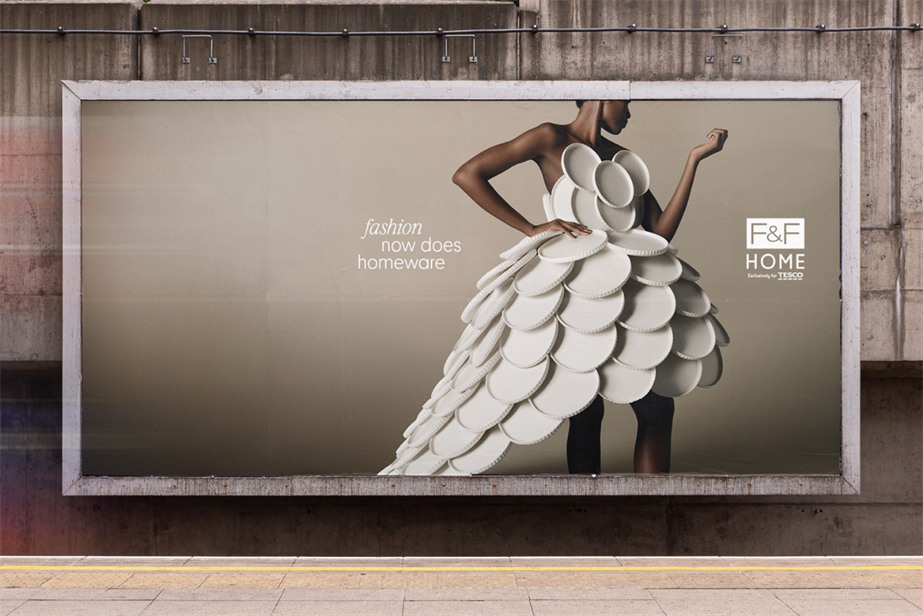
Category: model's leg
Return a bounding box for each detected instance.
[566,396,605,474]
[629,392,675,474]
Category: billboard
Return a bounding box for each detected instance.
[62,81,860,495]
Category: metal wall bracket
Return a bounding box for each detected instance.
[441,34,477,64]
[705,34,742,64]
[181,35,218,65]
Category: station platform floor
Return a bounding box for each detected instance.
[0,556,920,615]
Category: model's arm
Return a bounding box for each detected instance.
[452,124,590,238]
[644,129,728,242]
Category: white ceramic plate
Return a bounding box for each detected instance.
[486,356,550,404]
[402,408,432,439]
[630,251,683,286]
[500,400,564,445]
[598,359,656,404]
[678,257,701,281]
[671,278,711,318]
[443,348,470,379]
[698,347,723,388]
[561,143,602,192]
[479,250,536,297]
[471,278,516,330]
[613,150,651,195]
[564,245,632,298]
[476,258,516,291]
[542,191,555,222]
[402,449,446,475]
[454,382,514,432]
[451,323,483,355]
[500,229,562,261]
[429,417,483,459]
[706,313,730,347]
[651,353,703,398]
[449,426,512,474]
[551,175,579,222]
[594,160,634,208]
[452,350,502,391]
[513,255,573,297]
[407,413,451,448]
[503,285,564,331]
[551,324,618,373]
[573,186,612,230]
[530,361,601,419]
[618,280,676,332]
[606,228,669,257]
[629,194,645,229]
[431,385,477,418]
[558,290,625,334]
[597,195,636,232]
[538,229,609,263]
[612,323,673,370]
[469,317,507,367]
[499,317,558,368]
[670,314,716,360]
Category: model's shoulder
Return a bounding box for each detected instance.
[516,122,571,150]
[598,136,627,158]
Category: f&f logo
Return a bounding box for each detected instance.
[747,218,805,250]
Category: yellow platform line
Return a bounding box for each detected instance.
[1,565,921,572]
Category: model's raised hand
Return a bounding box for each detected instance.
[690,129,729,162]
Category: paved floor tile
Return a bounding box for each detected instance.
[0,572,53,588]
[141,600,278,615]
[120,573,209,589]
[40,572,133,588]
[199,573,285,589]
[510,556,619,568]
[593,572,678,588]
[156,589,283,601]
[437,573,517,588]
[821,571,922,588]
[527,587,653,600]
[514,572,597,588]
[100,589,163,600]
[182,558,295,571]
[744,571,838,588]
[402,599,534,615]
[406,588,528,601]
[771,588,904,601]
[271,600,403,615]
[357,573,437,588]
[280,588,404,601]
[403,557,512,568]
[0,589,37,600]
[721,557,836,568]
[650,589,797,615]
[828,557,923,567]
[894,588,923,608]
[31,588,108,600]
[531,599,666,615]
[774,599,923,615]
[668,571,756,588]
[77,557,190,568]
[279,573,361,588]
[618,557,727,568]
[10,600,151,615]
[293,558,403,569]
[0,600,25,616]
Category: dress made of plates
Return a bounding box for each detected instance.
[380,144,729,476]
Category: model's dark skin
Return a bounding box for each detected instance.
[452,101,728,475]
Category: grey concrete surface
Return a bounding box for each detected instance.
[1,0,921,556]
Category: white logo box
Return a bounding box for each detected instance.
[747,218,805,250]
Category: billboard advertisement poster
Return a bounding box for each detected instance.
[62,81,860,496]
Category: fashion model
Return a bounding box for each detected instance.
[381,101,729,476]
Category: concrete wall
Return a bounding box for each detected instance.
[1,0,920,555]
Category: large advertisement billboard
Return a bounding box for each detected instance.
[62,81,860,495]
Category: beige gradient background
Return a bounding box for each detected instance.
[80,98,841,477]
